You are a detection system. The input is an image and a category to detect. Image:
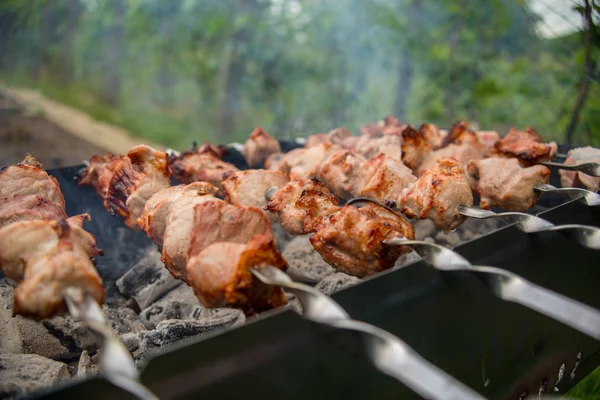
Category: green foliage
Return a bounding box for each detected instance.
[0,0,598,149]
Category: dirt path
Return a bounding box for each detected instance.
[0,86,164,168]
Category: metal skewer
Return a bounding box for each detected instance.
[534,183,600,206]
[383,238,600,341]
[541,161,600,177]
[251,267,486,400]
[458,205,600,250]
[63,287,159,400]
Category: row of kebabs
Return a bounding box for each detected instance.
[72,118,598,314]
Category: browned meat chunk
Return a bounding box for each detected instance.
[420,123,443,149]
[0,195,67,229]
[161,185,223,282]
[466,157,551,211]
[186,234,287,313]
[264,152,285,171]
[401,125,432,171]
[360,155,417,203]
[310,204,414,277]
[188,202,273,260]
[105,145,171,228]
[475,131,500,156]
[282,143,341,181]
[222,170,290,217]
[0,217,103,318]
[169,144,238,191]
[559,146,600,191]
[360,116,405,137]
[137,182,218,246]
[316,149,371,200]
[442,121,481,149]
[0,161,66,210]
[356,132,402,161]
[305,127,352,148]
[79,153,124,198]
[398,157,473,232]
[417,143,483,176]
[265,179,340,235]
[492,127,557,166]
[242,127,281,168]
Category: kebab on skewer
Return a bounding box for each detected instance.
[0,155,103,317]
[80,145,288,314]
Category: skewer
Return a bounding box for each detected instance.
[534,183,600,206]
[63,288,159,400]
[382,238,600,341]
[541,161,600,177]
[251,266,486,400]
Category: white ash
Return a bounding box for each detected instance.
[136,312,245,361]
[119,332,141,354]
[116,248,181,309]
[139,284,199,329]
[272,223,293,251]
[0,350,69,399]
[102,304,146,335]
[315,273,361,296]
[282,235,336,284]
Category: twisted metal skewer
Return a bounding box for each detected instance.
[382,238,600,341]
[251,267,486,400]
[541,161,600,177]
[63,288,159,400]
[534,183,600,206]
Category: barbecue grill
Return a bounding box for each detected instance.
[24,142,600,400]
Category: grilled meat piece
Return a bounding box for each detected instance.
[265,152,285,171]
[360,116,404,137]
[222,170,290,219]
[475,131,500,156]
[282,143,341,181]
[310,204,414,278]
[169,145,238,190]
[442,121,482,149]
[161,184,223,282]
[0,195,67,229]
[0,217,103,318]
[79,153,124,198]
[466,157,551,211]
[417,143,483,176]
[360,154,417,203]
[356,132,402,161]
[0,159,66,210]
[316,149,371,200]
[420,123,443,149]
[242,127,281,168]
[401,125,432,171]
[560,146,600,191]
[105,145,171,228]
[305,127,352,148]
[188,202,273,259]
[492,127,557,167]
[398,157,473,232]
[186,234,287,313]
[265,179,340,235]
[137,182,218,246]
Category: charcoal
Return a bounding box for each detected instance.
[119,332,141,353]
[137,311,245,360]
[76,350,98,378]
[139,284,199,329]
[394,251,421,267]
[102,304,146,335]
[0,350,69,398]
[116,249,181,309]
[282,235,336,284]
[315,272,361,296]
[272,223,293,251]
[0,280,98,361]
[414,219,437,240]
[435,230,462,247]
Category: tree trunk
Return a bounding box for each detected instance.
[393,58,414,121]
[103,0,125,107]
[565,0,595,145]
[60,0,80,86]
[216,37,245,140]
[34,0,51,82]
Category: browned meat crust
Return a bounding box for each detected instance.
[241,127,281,168]
[0,194,67,229]
[310,204,414,277]
[491,127,557,167]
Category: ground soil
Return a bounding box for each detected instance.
[0,92,106,168]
